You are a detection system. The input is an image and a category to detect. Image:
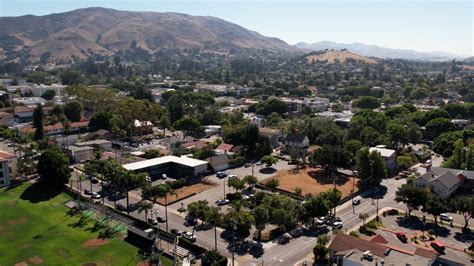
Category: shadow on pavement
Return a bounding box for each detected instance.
[396,216,451,237]
[259,167,277,174]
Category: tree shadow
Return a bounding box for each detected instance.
[259,167,277,174]
[453,228,473,243]
[395,216,451,237]
[307,170,349,185]
[20,181,62,203]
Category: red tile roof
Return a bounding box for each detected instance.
[329,233,388,258]
[216,143,234,152]
[0,150,16,160]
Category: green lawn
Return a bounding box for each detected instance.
[0,182,146,265]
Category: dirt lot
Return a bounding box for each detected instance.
[154,181,216,205]
[263,167,358,198]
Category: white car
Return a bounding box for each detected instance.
[216,199,230,206]
[333,221,343,229]
[183,231,196,242]
[91,192,101,199]
[440,213,453,222]
[228,174,238,180]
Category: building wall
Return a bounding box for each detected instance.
[0,160,10,187]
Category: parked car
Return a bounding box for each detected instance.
[244,163,252,167]
[161,174,167,180]
[183,231,196,242]
[84,189,92,195]
[91,192,101,199]
[352,197,361,205]
[90,177,99,184]
[170,229,183,236]
[216,199,230,206]
[228,174,238,180]
[116,203,127,211]
[362,250,374,261]
[256,161,263,166]
[332,221,343,229]
[93,199,101,204]
[157,217,167,223]
[148,218,158,225]
[440,213,453,222]
[396,232,408,242]
[279,233,292,244]
[431,240,446,253]
[289,228,304,238]
[216,171,227,178]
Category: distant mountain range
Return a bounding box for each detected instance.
[0,7,297,63]
[295,41,469,61]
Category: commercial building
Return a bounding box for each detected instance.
[369,145,397,175]
[64,145,94,163]
[123,155,208,178]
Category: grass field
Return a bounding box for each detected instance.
[263,167,358,198]
[0,181,173,266]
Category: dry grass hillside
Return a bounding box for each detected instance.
[306,49,377,64]
[0,7,298,62]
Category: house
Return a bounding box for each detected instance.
[369,145,397,175]
[203,125,221,136]
[0,111,14,126]
[207,153,229,172]
[414,166,474,196]
[259,127,282,148]
[329,233,436,266]
[0,150,17,187]
[64,145,94,163]
[123,155,208,178]
[414,166,460,198]
[284,134,309,161]
[19,120,89,136]
[52,134,79,148]
[181,140,209,150]
[215,143,234,154]
[74,139,112,150]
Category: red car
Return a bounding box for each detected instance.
[396,232,408,242]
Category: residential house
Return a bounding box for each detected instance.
[74,139,112,150]
[207,153,229,172]
[329,233,436,266]
[369,145,397,175]
[0,150,17,187]
[414,166,460,198]
[64,145,94,163]
[19,120,89,136]
[53,134,79,148]
[216,143,234,154]
[0,111,14,126]
[415,166,474,196]
[259,127,282,148]
[284,134,309,161]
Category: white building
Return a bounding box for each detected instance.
[65,145,94,163]
[0,150,17,187]
[123,155,208,178]
[369,145,397,174]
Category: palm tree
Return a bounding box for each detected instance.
[154,184,176,231]
[121,172,146,214]
[205,206,222,251]
[138,200,154,222]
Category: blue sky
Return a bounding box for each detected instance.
[1,0,472,56]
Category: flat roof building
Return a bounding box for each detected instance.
[123,155,208,178]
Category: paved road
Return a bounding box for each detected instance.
[241,177,408,266]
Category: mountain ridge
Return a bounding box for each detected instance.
[295,40,467,61]
[0,7,298,63]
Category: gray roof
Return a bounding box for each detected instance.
[431,167,474,180]
[419,168,459,189]
[284,134,307,143]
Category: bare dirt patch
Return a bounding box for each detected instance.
[82,238,109,248]
[154,182,216,205]
[28,256,44,265]
[6,217,27,226]
[263,167,358,198]
[136,262,152,266]
[14,262,28,266]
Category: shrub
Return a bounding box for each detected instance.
[317,234,330,245]
[349,231,360,238]
[178,237,206,255]
[265,178,279,189]
[229,156,245,166]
